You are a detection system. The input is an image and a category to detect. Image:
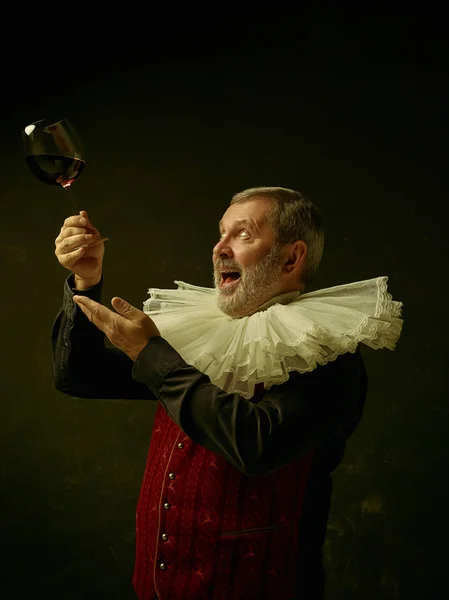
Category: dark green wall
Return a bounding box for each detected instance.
[1,20,447,599]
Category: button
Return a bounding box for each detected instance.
[159,562,167,571]
[177,442,184,449]
[161,533,168,541]
[168,473,176,480]
[163,502,171,510]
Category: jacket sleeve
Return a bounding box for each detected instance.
[52,273,156,400]
[132,336,368,475]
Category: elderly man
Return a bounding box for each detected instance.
[52,187,402,599]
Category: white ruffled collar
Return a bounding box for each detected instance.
[142,276,403,399]
[251,288,303,314]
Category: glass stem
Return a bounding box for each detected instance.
[64,184,80,215]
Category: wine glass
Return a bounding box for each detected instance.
[23,117,108,246]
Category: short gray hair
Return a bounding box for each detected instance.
[230,186,325,288]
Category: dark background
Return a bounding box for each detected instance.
[1,7,447,599]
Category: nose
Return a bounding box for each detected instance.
[212,237,234,261]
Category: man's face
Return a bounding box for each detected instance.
[212,198,286,318]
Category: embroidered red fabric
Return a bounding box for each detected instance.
[132,384,314,600]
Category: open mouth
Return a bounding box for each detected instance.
[220,271,241,287]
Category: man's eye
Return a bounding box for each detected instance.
[219,230,250,239]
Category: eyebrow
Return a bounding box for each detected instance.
[218,218,258,233]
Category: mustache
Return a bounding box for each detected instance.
[215,264,241,272]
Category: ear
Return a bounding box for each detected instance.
[284,241,307,274]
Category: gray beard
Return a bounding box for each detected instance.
[213,244,284,318]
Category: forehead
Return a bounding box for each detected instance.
[220,197,272,228]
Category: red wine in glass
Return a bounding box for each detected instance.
[23,118,108,246]
[25,154,85,188]
[23,118,86,214]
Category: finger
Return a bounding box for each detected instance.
[80,210,99,235]
[55,226,88,246]
[111,297,142,322]
[63,214,89,229]
[58,226,90,238]
[56,232,93,255]
[73,296,103,331]
[73,296,111,331]
[75,300,105,332]
[56,245,86,266]
[73,295,99,310]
